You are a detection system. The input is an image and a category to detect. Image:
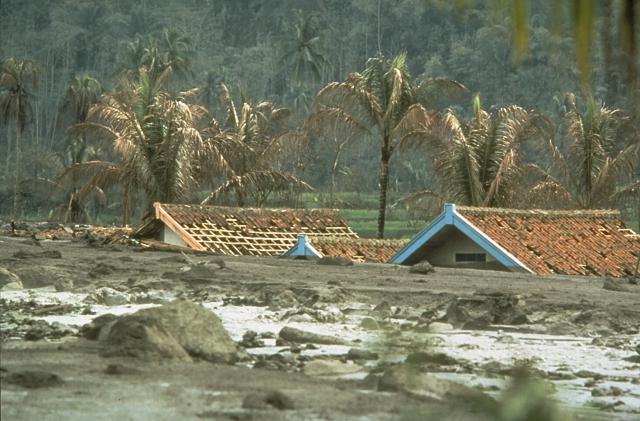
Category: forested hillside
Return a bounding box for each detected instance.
[1,0,638,235]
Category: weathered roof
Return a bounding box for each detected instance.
[146,203,358,256]
[456,206,640,277]
[292,237,407,263]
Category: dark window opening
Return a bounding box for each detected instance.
[455,253,487,263]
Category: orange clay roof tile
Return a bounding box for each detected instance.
[310,237,408,263]
[457,206,640,277]
[154,203,358,256]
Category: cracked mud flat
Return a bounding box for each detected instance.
[1,235,639,420]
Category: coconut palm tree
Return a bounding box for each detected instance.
[281,10,330,87]
[315,53,465,238]
[201,83,311,207]
[116,29,193,83]
[0,58,40,217]
[528,96,639,210]
[62,74,103,124]
[399,95,552,207]
[64,68,221,224]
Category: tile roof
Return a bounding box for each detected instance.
[148,203,358,256]
[309,237,407,263]
[457,206,640,277]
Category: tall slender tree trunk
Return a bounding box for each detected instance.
[122,185,130,226]
[330,140,346,200]
[377,134,391,239]
[12,126,21,218]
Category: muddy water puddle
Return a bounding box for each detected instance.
[2,289,639,418]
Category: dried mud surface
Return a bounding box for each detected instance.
[1,234,639,420]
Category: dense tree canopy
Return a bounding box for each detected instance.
[0,0,638,232]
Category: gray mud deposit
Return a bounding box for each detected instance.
[1,235,639,420]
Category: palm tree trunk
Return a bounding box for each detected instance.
[12,126,21,218]
[330,140,346,200]
[377,134,391,239]
[122,185,130,226]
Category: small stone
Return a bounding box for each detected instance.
[316,256,353,266]
[347,348,379,360]
[409,261,434,274]
[360,317,380,331]
[427,322,454,333]
[84,287,130,306]
[104,364,140,375]
[405,352,459,366]
[242,390,294,410]
[303,359,362,376]
[240,330,264,348]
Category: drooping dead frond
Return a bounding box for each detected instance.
[315,81,381,130]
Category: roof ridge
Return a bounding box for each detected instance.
[159,203,343,214]
[456,206,621,218]
[310,236,407,245]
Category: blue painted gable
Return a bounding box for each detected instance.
[389,204,532,273]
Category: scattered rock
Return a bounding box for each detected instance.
[575,370,603,379]
[359,317,380,331]
[242,390,294,410]
[24,320,76,341]
[377,364,496,411]
[372,301,391,317]
[89,262,116,278]
[316,256,353,266]
[546,322,576,336]
[102,300,238,363]
[278,326,346,345]
[268,290,299,309]
[427,322,454,333]
[347,348,379,361]
[13,250,62,259]
[444,293,529,329]
[409,261,434,274]
[240,330,265,348]
[81,314,119,340]
[12,266,70,289]
[303,359,362,376]
[603,278,632,292]
[104,364,140,375]
[84,287,130,306]
[405,352,460,366]
[591,386,624,397]
[162,262,222,284]
[0,267,22,290]
[495,334,517,344]
[3,370,64,388]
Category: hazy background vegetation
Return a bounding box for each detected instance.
[1,0,638,237]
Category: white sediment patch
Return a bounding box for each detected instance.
[4,290,639,416]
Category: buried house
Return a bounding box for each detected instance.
[390,204,640,277]
[283,235,407,263]
[135,202,358,256]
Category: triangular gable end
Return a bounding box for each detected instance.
[155,202,206,251]
[389,204,533,273]
[282,235,323,258]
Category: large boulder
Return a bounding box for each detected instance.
[0,267,22,290]
[102,300,238,363]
